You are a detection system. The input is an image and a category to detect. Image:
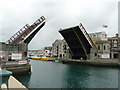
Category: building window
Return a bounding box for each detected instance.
[119,42,120,47]
[95,53,97,56]
[104,45,106,50]
[105,34,107,38]
[98,45,100,50]
[93,35,96,37]
[113,40,117,47]
[107,45,109,50]
[60,54,62,57]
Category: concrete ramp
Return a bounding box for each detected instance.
[8,76,28,89]
[59,23,96,59]
[1,76,28,90]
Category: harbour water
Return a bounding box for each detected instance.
[14,60,118,88]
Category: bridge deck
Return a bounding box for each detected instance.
[6,16,45,44]
[59,23,95,59]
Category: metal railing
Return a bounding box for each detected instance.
[6,24,30,44]
[6,16,45,44]
[79,23,96,48]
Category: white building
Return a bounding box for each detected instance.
[27,50,42,57]
[42,46,52,57]
[89,31,107,41]
[95,40,110,58]
[89,31,110,58]
[52,39,68,58]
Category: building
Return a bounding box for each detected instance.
[0,42,28,61]
[52,39,68,58]
[27,50,42,57]
[108,33,120,58]
[88,31,111,58]
[89,31,110,58]
[95,40,110,58]
[42,46,52,57]
[89,31,107,41]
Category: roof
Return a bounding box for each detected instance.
[95,40,110,44]
[52,39,63,45]
[89,31,106,35]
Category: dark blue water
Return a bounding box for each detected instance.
[15,60,118,88]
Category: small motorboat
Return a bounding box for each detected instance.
[54,59,61,62]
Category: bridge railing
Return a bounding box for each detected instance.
[6,16,45,44]
[6,24,30,44]
[79,23,96,48]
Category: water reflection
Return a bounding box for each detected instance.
[62,64,91,88]
[14,60,118,88]
[62,64,118,88]
[85,66,118,88]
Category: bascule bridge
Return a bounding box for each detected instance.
[59,23,96,60]
[0,16,45,61]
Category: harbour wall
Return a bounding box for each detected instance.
[62,58,119,67]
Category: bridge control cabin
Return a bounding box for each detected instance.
[0,42,28,61]
[59,23,96,60]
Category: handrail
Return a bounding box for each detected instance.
[6,24,30,44]
[79,23,96,48]
[6,16,45,44]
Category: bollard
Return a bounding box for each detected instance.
[1,83,7,90]
[0,69,12,87]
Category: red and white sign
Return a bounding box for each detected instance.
[18,61,28,64]
[12,53,22,60]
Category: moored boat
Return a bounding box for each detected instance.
[30,56,41,60]
[40,57,54,61]
[27,57,32,59]
[32,57,41,60]
[54,59,61,62]
[32,56,54,61]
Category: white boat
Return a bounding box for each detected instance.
[54,59,61,62]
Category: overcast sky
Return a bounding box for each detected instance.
[0,0,119,50]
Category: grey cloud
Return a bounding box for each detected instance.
[0,0,118,49]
